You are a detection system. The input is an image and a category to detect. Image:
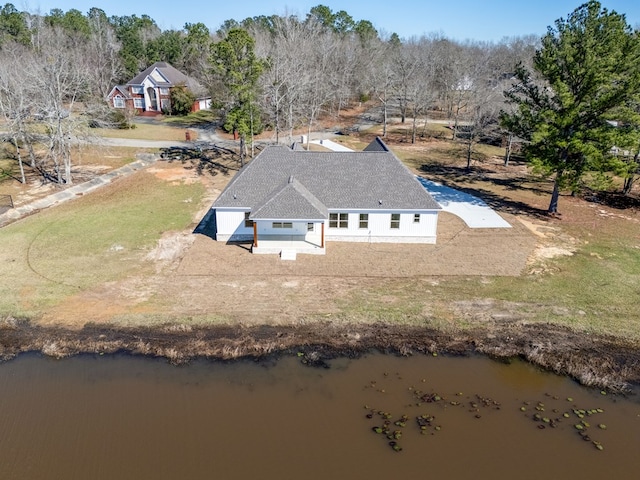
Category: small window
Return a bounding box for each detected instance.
[273,222,292,229]
[390,213,400,229]
[133,98,144,108]
[161,98,171,110]
[160,87,170,95]
[307,223,314,231]
[359,214,368,229]
[329,213,348,229]
[244,212,253,228]
[413,213,420,223]
[113,96,125,108]
[131,86,143,94]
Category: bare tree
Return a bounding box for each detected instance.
[30,28,91,184]
[403,38,438,143]
[256,15,310,144]
[367,36,398,138]
[86,8,124,98]
[455,43,508,169]
[0,43,33,183]
[301,26,337,148]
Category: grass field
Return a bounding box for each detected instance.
[95,111,218,140]
[0,118,638,345]
[94,122,197,141]
[0,171,204,316]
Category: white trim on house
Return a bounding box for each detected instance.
[209,139,441,255]
[113,96,125,108]
[324,210,437,243]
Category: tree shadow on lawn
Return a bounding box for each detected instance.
[421,162,640,215]
[420,163,550,218]
[160,145,241,176]
[583,189,640,211]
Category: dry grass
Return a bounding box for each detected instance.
[94,122,197,141]
[0,168,204,317]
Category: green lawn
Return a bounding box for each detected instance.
[0,172,204,316]
[94,122,195,141]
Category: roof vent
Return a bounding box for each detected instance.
[288,175,294,184]
[378,199,383,205]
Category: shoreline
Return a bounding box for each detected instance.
[1,317,639,393]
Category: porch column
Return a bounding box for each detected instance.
[321,222,325,248]
[253,222,258,248]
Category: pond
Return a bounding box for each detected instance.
[0,353,638,479]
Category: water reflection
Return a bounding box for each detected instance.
[0,353,638,479]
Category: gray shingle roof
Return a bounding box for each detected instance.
[363,137,389,152]
[126,62,207,97]
[128,62,186,86]
[250,177,329,220]
[111,85,131,99]
[212,139,441,217]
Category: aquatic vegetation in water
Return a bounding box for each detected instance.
[363,376,611,454]
[522,398,608,451]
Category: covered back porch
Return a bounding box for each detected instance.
[250,220,326,256]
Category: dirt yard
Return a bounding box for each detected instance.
[34,154,576,328]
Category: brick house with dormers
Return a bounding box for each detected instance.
[107,62,211,115]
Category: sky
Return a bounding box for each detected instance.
[23,0,640,42]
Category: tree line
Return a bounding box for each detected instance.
[0,2,638,212]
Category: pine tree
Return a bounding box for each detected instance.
[501,1,640,213]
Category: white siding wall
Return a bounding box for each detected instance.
[257,221,307,236]
[215,209,439,243]
[326,211,438,243]
[215,210,252,241]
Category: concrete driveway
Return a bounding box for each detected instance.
[418,177,511,229]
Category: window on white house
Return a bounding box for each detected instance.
[244,212,253,228]
[414,213,420,223]
[273,222,293,229]
[133,98,144,108]
[359,213,368,229]
[329,213,348,228]
[390,213,400,229]
[113,96,125,108]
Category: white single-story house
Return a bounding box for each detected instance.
[209,138,441,255]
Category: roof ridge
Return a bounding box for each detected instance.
[250,177,328,220]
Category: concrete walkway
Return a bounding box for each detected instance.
[306,136,510,229]
[309,139,354,152]
[417,177,511,229]
[0,154,158,227]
